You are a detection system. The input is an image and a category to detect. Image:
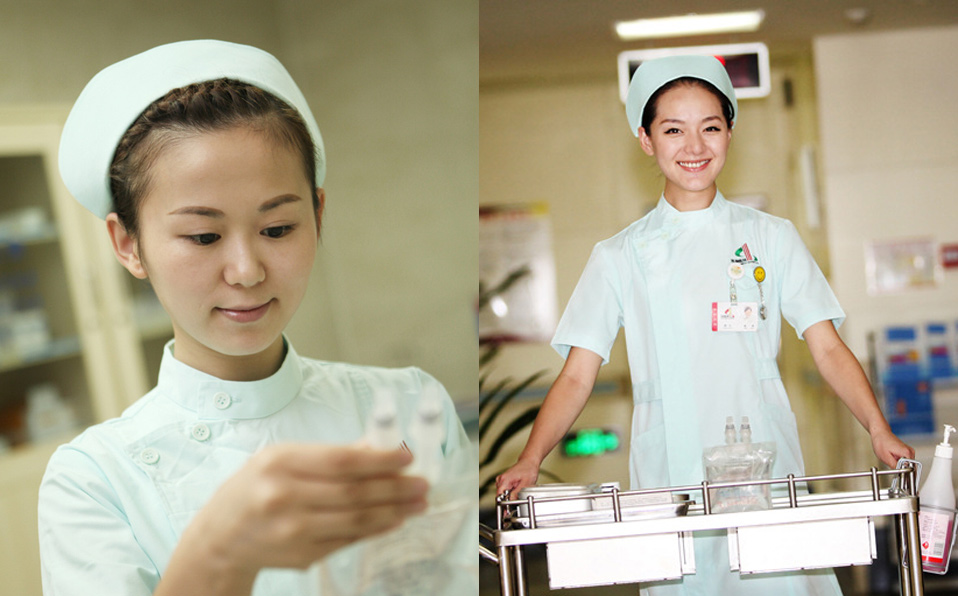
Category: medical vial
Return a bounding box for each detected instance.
[739,416,752,444]
[367,390,402,450]
[724,416,737,444]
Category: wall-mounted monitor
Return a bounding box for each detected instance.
[618,42,771,104]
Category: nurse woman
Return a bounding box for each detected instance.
[39,40,473,595]
[496,55,913,595]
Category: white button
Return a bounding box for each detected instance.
[213,392,232,409]
[191,423,211,442]
[139,448,160,465]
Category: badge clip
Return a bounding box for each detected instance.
[753,266,767,320]
[728,263,744,304]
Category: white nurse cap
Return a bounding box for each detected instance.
[59,39,326,220]
[624,55,738,137]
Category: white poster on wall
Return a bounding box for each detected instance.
[864,237,941,295]
[478,203,557,343]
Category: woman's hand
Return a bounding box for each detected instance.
[496,458,540,498]
[804,322,915,471]
[493,347,604,500]
[871,426,915,469]
[157,444,427,595]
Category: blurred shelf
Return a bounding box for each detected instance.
[0,431,77,475]
[131,293,173,341]
[0,336,82,373]
[0,222,59,249]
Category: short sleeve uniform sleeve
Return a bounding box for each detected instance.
[552,244,623,363]
[39,444,159,596]
[775,220,845,339]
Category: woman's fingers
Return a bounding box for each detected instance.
[285,473,429,509]
[257,443,414,480]
[301,499,429,541]
[186,443,432,572]
[496,459,540,496]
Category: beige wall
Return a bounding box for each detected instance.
[815,25,958,361]
[278,1,478,402]
[0,0,478,402]
[815,25,958,470]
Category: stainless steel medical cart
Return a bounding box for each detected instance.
[481,463,925,595]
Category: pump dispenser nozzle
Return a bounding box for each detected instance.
[941,424,955,444]
[936,424,956,459]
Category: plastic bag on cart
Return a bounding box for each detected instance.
[309,446,478,596]
[703,442,776,513]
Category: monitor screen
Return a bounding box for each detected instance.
[618,42,771,104]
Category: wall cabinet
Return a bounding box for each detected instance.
[0,108,172,595]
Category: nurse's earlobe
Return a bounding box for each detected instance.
[314,188,326,237]
[105,213,148,280]
[638,127,655,156]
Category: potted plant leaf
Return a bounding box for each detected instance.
[477,266,562,499]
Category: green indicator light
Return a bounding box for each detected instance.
[562,428,620,457]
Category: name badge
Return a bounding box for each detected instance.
[712,301,758,332]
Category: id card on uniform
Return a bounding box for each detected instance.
[712,302,758,332]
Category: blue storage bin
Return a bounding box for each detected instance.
[880,326,922,381]
[925,323,954,379]
[883,378,935,436]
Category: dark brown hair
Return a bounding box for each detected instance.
[109,78,319,238]
[641,77,735,133]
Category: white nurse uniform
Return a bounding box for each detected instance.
[552,192,846,595]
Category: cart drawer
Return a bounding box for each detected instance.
[730,517,876,574]
[547,532,693,589]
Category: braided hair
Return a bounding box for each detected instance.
[109,78,319,238]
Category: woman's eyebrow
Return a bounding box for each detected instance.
[259,195,301,213]
[659,115,722,125]
[168,206,223,218]
[167,195,301,217]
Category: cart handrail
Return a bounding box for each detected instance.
[479,522,499,564]
[497,463,921,527]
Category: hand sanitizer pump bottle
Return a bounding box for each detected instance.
[919,423,958,574]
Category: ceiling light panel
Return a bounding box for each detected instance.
[615,10,765,41]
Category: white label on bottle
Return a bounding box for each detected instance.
[919,509,953,564]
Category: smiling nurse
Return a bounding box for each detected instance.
[496,55,914,595]
[38,40,473,596]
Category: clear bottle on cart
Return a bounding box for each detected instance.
[739,416,752,444]
[919,423,958,574]
[724,416,737,445]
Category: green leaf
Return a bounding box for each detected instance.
[480,344,501,369]
[479,376,511,415]
[479,404,541,467]
[479,370,546,440]
[477,265,531,310]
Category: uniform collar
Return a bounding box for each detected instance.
[652,190,728,229]
[157,337,304,420]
